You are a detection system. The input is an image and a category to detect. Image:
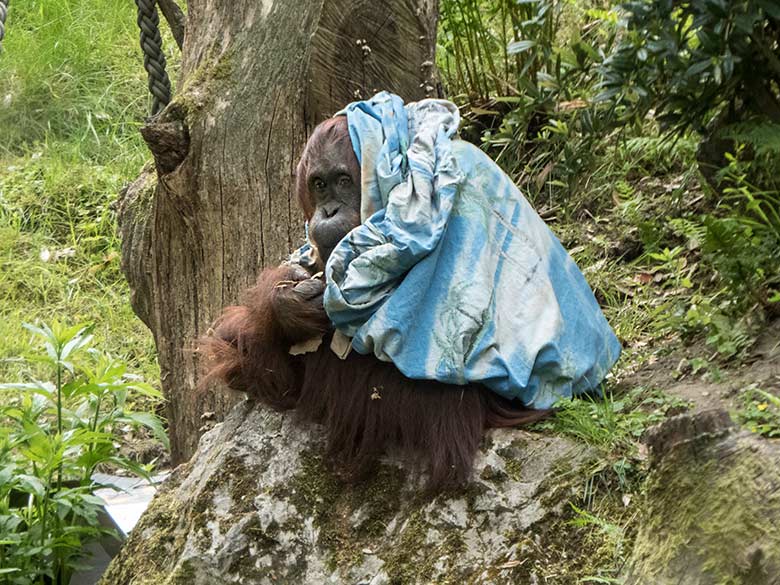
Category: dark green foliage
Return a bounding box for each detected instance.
[438,0,778,362]
[438,0,621,199]
[600,0,780,133]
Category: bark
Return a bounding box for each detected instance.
[119,0,440,463]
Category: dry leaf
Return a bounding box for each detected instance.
[556,99,588,111]
[289,335,324,355]
[331,330,352,360]
[635,272,653,285]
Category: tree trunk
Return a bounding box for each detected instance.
[119,0,440,464]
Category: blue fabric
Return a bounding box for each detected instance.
[303,91,620,409]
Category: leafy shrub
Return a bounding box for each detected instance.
[0,322,167,584]
[663,146,780,357]
[600,0,780,134]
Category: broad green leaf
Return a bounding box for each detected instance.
[22,322,51,341]
[507,40,537,55]
[107,456,154,482]
[60,330,94,361]
[127,381,164,400]
[16,475,46,498]
[684,59,711,78]
[758,0,780,19]
[0,381,55,398]
[118,412,170,450]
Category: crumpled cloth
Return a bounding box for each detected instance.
[297,92,621,409]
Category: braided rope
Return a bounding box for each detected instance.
[135,0,171,115]
[0,0,9,47]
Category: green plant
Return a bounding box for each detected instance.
[544,387,676,452]
[438,0,621,200]
[657,147,780,357]
[719,148,780,241]
[675,294,754,358]
[536,387,688,490]
[736,384,780,438]
[646,246,693,289]
[569,504,628,584]
[600,0,780,134]
[0,322,167,584]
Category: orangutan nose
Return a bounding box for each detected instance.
[323,202,340,218]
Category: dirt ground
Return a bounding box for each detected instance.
[618,317,780,415]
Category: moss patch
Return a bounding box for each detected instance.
[279,452,408,572]
[628,440,780,584]
[99,488,187,585]
[190,453,263,543]
[380,511,468,585]
[175,47,236,114]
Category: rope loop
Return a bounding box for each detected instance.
[0,0,9,47]
[135,0,171,115]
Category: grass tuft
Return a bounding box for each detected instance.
[0,0,179,388]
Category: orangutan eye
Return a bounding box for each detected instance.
[338,174,352,187]
[313,178,326,191]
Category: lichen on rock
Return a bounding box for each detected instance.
[100,400,604,584]
[101,404,780,585]
[625,410,780,585]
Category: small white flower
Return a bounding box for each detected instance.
[40,248,52,262]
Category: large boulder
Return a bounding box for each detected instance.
[101,402,780,585]
[100,400,600,584]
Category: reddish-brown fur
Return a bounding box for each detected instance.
[200,117,549,489]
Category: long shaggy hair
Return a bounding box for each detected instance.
[200,267,548,488]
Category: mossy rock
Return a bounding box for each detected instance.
[625,410,780,585]
[100,400,611,584]
[101,403,780,584]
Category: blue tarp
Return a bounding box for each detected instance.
[298,92,621,409]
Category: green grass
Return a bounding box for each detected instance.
[537,386,689,457]
[0,0,178,387]
[0,0,159,157]
[0,225,159,383]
